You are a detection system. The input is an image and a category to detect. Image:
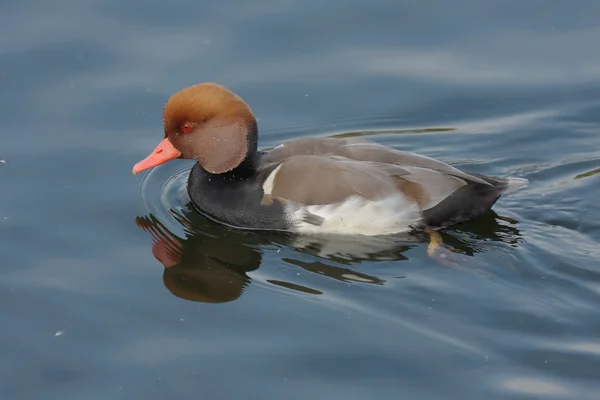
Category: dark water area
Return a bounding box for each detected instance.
[2,0,600,399]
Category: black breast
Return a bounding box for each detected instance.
[186,163,292,231]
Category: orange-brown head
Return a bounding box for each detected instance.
[133,83,258,174]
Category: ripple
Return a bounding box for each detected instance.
[575,167,600,180]
[565,341,600,356]
[499,377,571,398]
[138,161,193,235]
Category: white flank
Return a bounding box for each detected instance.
[504,177,529,194]
[288,194,421,236]
[262,165,282,194]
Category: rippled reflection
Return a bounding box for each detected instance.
[135,205,410,303]
[135,200,524,303]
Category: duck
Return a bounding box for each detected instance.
[133,82,527,236]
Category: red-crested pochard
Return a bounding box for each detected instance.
[133,83,527,236]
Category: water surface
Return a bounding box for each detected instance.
[2,1,600,399]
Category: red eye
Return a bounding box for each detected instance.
[181,123,192,133]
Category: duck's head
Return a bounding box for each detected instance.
[133,83,258,175]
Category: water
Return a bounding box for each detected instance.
[2,0,600,398]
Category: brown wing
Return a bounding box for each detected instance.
[263,137,492,186]
[263,154,466,209]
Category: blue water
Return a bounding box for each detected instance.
[2,1,600,399]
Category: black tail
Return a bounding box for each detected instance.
[418,173,527,229]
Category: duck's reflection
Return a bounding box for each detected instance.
[136,204,522,303]
[137,211,260,303]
